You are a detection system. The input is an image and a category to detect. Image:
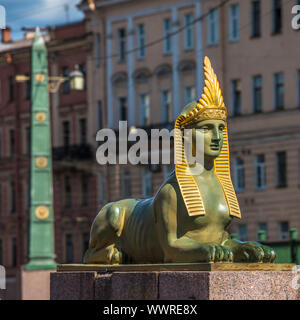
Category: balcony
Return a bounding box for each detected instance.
[52,144,93,161]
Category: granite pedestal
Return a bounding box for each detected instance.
[50,263,300,300]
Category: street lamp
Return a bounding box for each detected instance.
[69,64,85,91]
[16,64,85,93]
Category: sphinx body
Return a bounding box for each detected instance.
[84,168,234,264]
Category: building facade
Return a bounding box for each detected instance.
[79,0,300,243]
[0,22,94,299]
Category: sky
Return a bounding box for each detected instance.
[1,0,84,40]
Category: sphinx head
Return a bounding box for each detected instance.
[180,102,225,161]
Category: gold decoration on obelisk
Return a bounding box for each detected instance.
[35,112,46,123]
[35,206,50,220]
[35,156,48,169]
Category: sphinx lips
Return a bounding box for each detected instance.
[210,144,220,150]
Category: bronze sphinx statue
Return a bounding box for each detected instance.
[84,57,276,265]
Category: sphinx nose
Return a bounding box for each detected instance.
[212,128,221,141]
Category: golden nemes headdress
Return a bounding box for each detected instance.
[174,56,241,218]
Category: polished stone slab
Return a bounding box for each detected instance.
[57,263,295,272]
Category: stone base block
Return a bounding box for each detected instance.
[50,268,300,300]
[21,269,52,300]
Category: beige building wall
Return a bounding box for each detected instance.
[81,0,300,243]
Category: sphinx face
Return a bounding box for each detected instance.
[191,119,225,159]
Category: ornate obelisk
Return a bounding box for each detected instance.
[25,28,56,270]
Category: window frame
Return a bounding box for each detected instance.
[163,18,172,54]
[184,13,194,50]
[207,8,219,46]
[136,24,146,60]
[229,4,240,42]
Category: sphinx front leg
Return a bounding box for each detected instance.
[83,245,123,264]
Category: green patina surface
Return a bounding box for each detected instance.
[26,29,56,270]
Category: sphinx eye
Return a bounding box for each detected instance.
[219,125,225,131]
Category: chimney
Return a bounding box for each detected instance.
[2,27,12,43]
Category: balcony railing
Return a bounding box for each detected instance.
[52,144,93,161]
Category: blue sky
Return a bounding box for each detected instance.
[1,0,84,40]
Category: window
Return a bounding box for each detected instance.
[0,238,2,265]
[139,94,150,126]
[65,234,73,263]
[163,18,172,54]
[184,86,196,105]
[9,129,15,157]
[26,127,31,155]
[12,237,17,267]
[118,97,127,121]
[82,233,89,259]
[10,181,16,214]
[137,24,146,59]
[0,184,2,216]
[229,4,240,42]
[98,171,106,204]
[184,14,194,50]
[207,9,219,45]
[272,0,282,34]
[9,76,14,102]
[279,221,289,240]
[251,1,261,37]
[161,90,171,123]
[79,118,87,145]
[121,170,131,198]
[274,73,284,110]
[298,71,300,107]
[299,151,300,185]
[63,121,70,148]
[234,158,245,192]
[255,155,266,190]
[25,73,31,100]
[276,151,287,188]
[81,174,88,207]
[258,222,268,240]
[95,33,101,67]
[142,168,152,197]
[237,224,248,241]
[62,67,70,94]
[252,75,262,112]
[231,80,241,116]
[64,176,72,208]
[117,28,126,62]
[163,164,174,180]
[97,100,103,130]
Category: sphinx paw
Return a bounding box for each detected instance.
[232,242,276,263]
[205,243,233,262]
